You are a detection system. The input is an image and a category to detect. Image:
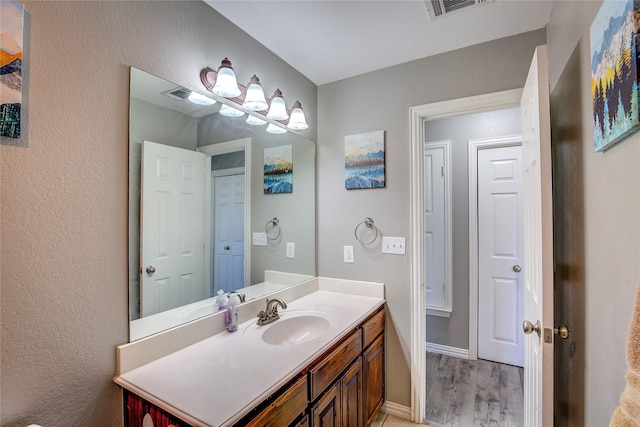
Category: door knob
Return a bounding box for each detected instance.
[224,246,230,250]
[145,266,156,274]
[554,324,570,339]
[513,265,522,272]
[523,319,541,337]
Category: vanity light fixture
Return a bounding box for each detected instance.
[187,91,216,105]
[266,89,289,121]
[266,123,287,134]
[246,114,267,126]
[211,58,242,98]
[219,104,245,117]
[287,101,308,130]
[242,75,268,111]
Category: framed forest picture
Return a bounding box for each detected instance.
[591,0,640,151]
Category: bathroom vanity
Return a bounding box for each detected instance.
[114,278,385,427]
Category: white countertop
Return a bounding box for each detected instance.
[115,288,384,426]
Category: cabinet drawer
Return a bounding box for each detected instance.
[246,375,308,427]
[362,308,384,349]
[309,329,362,400]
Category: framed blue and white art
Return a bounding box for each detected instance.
[344,130,385,190]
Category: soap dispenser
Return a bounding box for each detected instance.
[216,289,228,311]
[226,293,240,332]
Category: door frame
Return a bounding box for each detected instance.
[409,89,523,422]
[198,138,252,291]
[468,135,522,361]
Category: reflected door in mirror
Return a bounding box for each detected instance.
[141,140,209,316]
[213,173,245,294]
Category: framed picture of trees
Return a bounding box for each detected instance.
[591,0,640,152]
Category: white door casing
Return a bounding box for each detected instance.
[477,144,524,367]
[140,140,207,317]
[213,173,245,294]
[521,45,554,426]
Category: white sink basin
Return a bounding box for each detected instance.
[244,310,335,346]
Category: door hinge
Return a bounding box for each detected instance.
[441,166,445,177]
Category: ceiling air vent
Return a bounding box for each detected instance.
[161,87,191,101]
[426,0,493,19]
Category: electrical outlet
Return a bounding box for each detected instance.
[252,232,267,246]
[382,236,406,255]
[344,245,354,263]
[286,242,295,258]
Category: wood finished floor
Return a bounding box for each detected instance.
[425,353,524,427]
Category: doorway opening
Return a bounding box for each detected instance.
[409,89,524,423]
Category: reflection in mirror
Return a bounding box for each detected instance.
[128,68,316,341]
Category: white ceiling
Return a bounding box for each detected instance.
[205,0,555,86]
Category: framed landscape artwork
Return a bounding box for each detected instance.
[0,0,24,139]
[345,130,385,190]
[264,145,293,194]
[591,0,640,151]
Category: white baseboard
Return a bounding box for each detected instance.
[382,401,412,420]
[425,342,470,359]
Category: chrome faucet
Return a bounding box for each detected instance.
[228,291,246,303]
[257,298,287,325]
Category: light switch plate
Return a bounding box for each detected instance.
[382,236,406,255]
[344,245,354,263]
[286,242,295,258]
[252,232,267,246]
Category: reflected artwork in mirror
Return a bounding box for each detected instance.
[128,68,316,341]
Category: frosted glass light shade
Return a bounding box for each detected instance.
[287,101,308,130]
[246,115,267,126]
[242,75,268,111]
[219,104,244,117]
[212,58,241,98]
[188,92,216,105]
[266,123,287,134]
[267,89,289,121]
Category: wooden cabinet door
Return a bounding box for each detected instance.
[363,334,384,426]
[124,389,189,427]
[342,357,363,427]
[311,382,342,427]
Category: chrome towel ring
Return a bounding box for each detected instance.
[354,217,379,245]
[265,217,281,240]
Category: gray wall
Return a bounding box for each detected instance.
[424,107,521,350]
[547,1,640,425]
[0,2,316,426]
[317,29,547,407]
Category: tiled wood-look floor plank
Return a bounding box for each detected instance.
[425,353,524,427]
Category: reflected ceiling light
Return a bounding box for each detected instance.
[266,89,289,121]
[187,91,216,105]
[287,101,308,130]
[246,115,267,126]
[219,104,245,117]
[266,123,287,134]
[211,58,241,98]
[242,75,268,111]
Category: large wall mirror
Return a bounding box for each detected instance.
[128,68,316,341]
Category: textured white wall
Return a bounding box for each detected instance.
[0,2,315,426]
[317,29,547,407]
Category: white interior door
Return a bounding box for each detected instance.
[521,45,554,426]
[477,145,524,367]
[213,173,245,294]
[141,140,207,317]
